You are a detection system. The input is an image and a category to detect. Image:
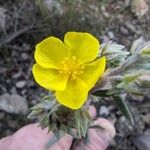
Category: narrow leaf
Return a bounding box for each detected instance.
[113,95,134,124]
[92,90,109,97]
[45,130,64,150]
[83,132,90,145]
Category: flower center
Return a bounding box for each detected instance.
[59,56,84,80]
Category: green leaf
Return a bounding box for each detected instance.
[83,132,90,145]
[75,110,81,137]
[27,109,43,119]
[45,130,65,150]
[113,95,134,124]
[84,110,93,123]
[92,90,109,97]
[39,114,49,129]
[74,109,92,138]
[141,48,150,56]
[130,37,145,54]
[42,95,52,101]
[107,88,122,95]
[80,111,89,138]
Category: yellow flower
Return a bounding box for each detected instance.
[32,32,106,109]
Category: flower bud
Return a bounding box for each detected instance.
[100,42,129,67]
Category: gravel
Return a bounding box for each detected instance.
[0,94,28,114]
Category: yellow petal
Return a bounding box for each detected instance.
[80,56,106,89]
[35,37,68,69]
[55,79,89,109]
[64,32,99,63]
[32,64,67,91]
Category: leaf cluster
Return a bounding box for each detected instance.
[92,38,150,125]
[28,93,94,144]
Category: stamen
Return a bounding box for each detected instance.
[58,56,84,80]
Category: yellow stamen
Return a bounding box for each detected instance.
[59,56,84,80]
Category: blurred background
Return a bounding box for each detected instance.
[0,0,150,149]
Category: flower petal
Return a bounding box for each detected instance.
[35,37,68,69]
[55,79,89,109]
[80,56,106,89]
[64,32,99,63]
[32,64,67,91]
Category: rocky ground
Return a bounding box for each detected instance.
[0,0,150,149]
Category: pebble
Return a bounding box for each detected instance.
[0,7,6,31]
[103,12,110,18]
[133,129,150,150]
[12,72,21,79]
[21,53,28,60]
[44,0,63,15]
[10,87,17,94]
[125,23,136,33]
[131,95,144,101]
[0,93,28,114]
[124,0,130,7]
[108,31,114,39]
[120,26,129,35]
[99,105,109,116]
[142,114,150,125]
[0,112,5,119]
[16,81,26,88]
[132,0,149,17]
[0,67,6,74]
[101,5,110,18]
[22,43,30,51]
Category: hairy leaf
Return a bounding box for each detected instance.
[113,95,134,124]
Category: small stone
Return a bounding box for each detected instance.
[21,53,28,60]
[44,0,63,15]
[101,5,105,12]
[131,95,144,101]
[108,31,114,39]
[21,89,27,95]
[12,72,21,79]
[132,0,149,17]
[22,43,30,51]
[120,26,129,35]
[0,112,5,119]
[0,94,28,114]
[99,105,109,116]
[10,87,17,94]
[16,81,26,88]
[0,67,6,73]
[103,12,110,18]
[142,114,150,125]
[0,7,6,31]
[125,23,136,33]
[133,129,150,150]
[124,0,130,7]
